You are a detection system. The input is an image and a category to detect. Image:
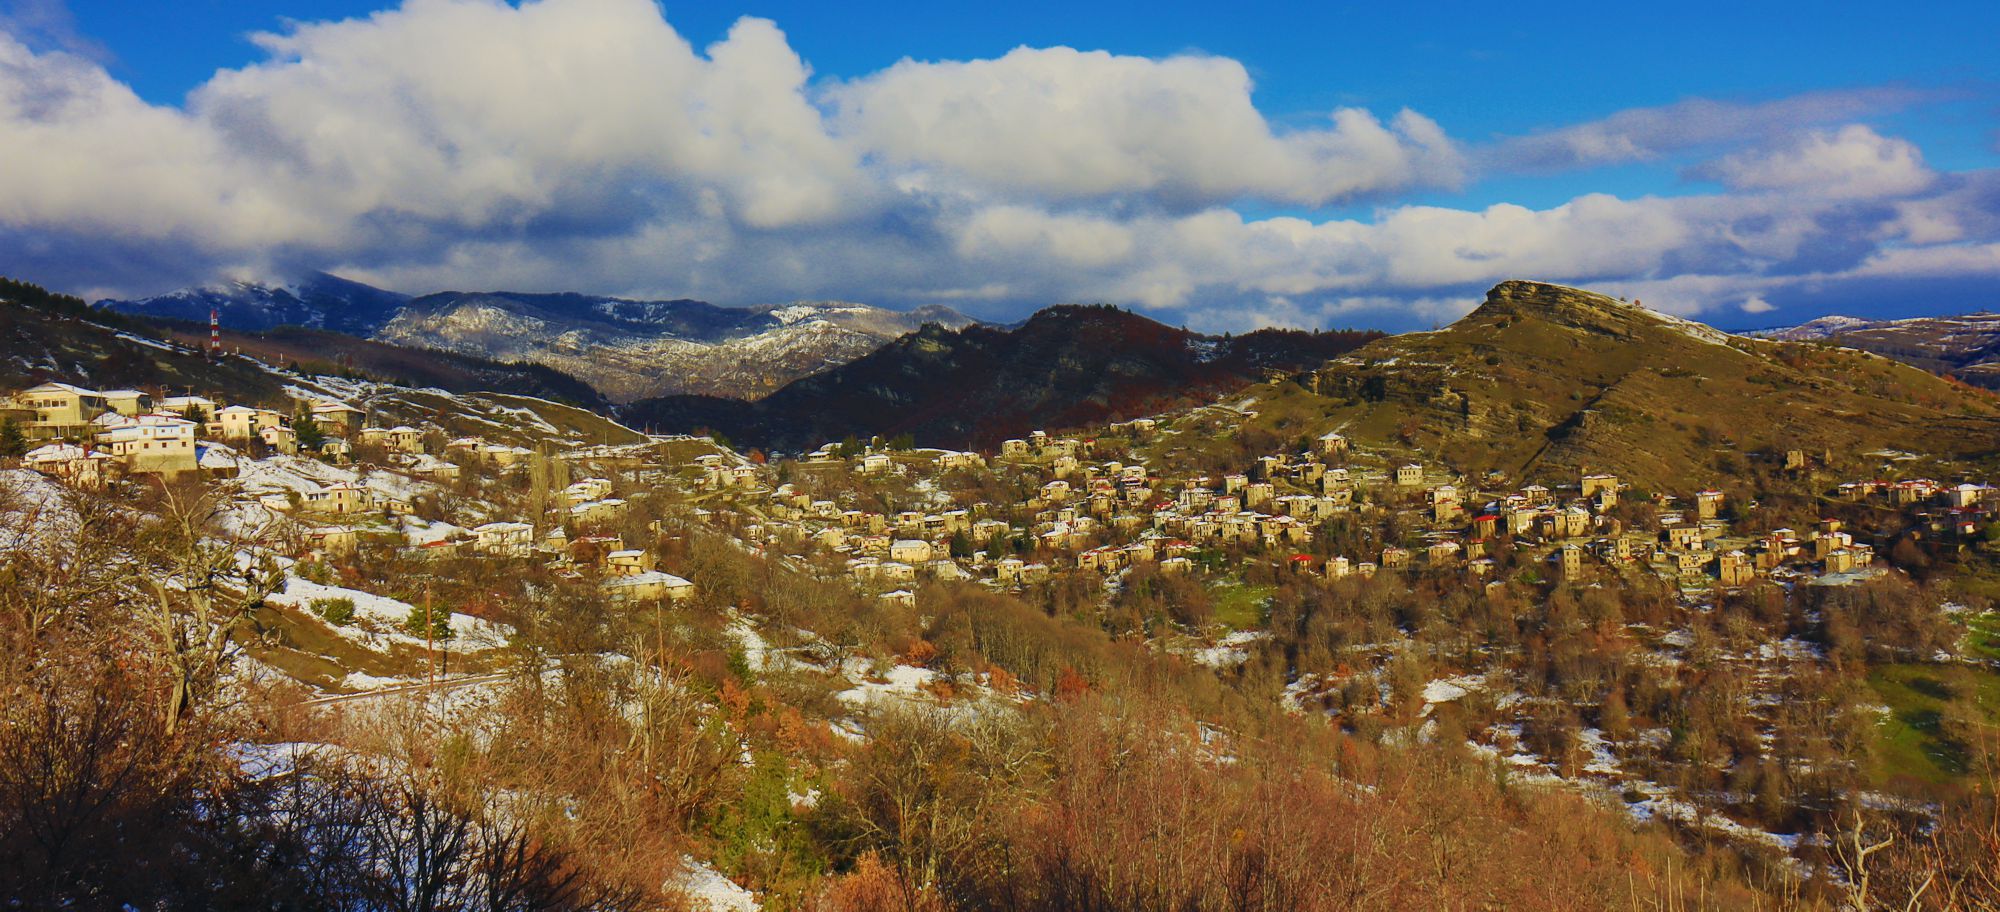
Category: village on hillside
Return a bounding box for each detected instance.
[9,377,1988,603]
[6,368,1998,874]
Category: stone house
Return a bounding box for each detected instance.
[1717,550,1755,586]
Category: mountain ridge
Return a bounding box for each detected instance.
[97,276,979,403]
[623,303,1383,451]
[1753,310,2000,389]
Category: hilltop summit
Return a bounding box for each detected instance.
[1466,280,1737,345]
[1248,280,2000,491]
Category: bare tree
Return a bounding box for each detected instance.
[0,481,139,649]
[136,481,285,734]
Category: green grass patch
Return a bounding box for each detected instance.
[1965,612,2000,663]
[1210,582,1275,631]
[1867,663,2000,784]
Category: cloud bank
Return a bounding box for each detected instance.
[0,0,1994,330]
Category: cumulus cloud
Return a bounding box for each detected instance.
[830,46,1464,206]
[1740,295,1776,314]
[0,0,1994,333]
[2,0,870,271]
[1696,125,1934,198]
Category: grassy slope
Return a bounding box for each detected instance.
[1228,281,2000,492]
[371,389,649,448]
[1210,581,1274,631]
[1868,663,2000,784]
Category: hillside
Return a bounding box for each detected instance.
[100,277,978,403]
[150,321,611,410]
[1759,311,2000,390]
[1236,280,2000,491]
[624,304,1382,451]
[2,277,644,449]
[1,279,289,401]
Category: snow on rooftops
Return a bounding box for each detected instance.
[602,570,692,589]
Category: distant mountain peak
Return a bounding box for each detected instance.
[1751,309,2000,389]
[98,277,980,403]
[97,272,411,335]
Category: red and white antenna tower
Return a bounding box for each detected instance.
[209,307,221,357]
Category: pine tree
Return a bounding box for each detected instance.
[295,418,326,452]
[0,418,25,457]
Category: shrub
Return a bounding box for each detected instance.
[308,597,355,626]
[403,605,453,640]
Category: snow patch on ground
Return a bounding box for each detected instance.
[836,662,939,708]
[0,468,80,553]
[268,577,512,654]
[675,857,759,912]
[1421,674,1485,705]
[1189,630,1267,668]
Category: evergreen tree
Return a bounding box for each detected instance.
[0,418,24,457]
[295,418,326,452]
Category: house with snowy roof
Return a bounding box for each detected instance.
[11,382,109,438]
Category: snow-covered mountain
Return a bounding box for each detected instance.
[1754,310,2000,388]
[375,292,974,402]
[1750,314,1877,341]
[95,272,412,336]
[99,277,975,403]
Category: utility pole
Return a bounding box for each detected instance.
[425,584,436,687]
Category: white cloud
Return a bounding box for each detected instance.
[1486,87,1934,172]
[830,46,1464,206]
[0,0,1995,334]
[1700,125,1934,199]
[1740,295,1776,314]
[0,0,108,60]
[1843,242,2000,279]
[954,206,1136,269]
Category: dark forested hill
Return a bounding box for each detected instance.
[623,304,1380,451]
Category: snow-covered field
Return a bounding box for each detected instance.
[268,577,513,654]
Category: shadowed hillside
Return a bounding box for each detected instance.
[623,304,1381,451]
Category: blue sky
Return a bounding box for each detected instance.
[3,0,1997,331]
